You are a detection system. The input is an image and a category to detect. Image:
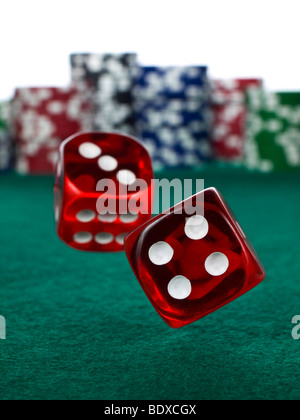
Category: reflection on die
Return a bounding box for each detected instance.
[125,188,266,328]
[54,132,154,252]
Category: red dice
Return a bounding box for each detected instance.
[125,188,265,328]
[54,132,154,252]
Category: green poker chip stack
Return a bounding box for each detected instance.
[245,88,300,172]
[0,101,10,130]
[0,101,13,172]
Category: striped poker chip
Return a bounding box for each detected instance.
[0,101,14,172]
[0,101,12,129]
[11,87,93,175]
[245,88,300,172]
[0,131,13,172]
[71,53,137,88]
[140,126,212,169]
[134,103,212,169]
[134,66,212,168]
[134,98,210,127]
[134,66,210,100]
[93,100,136,135]
[211,79,263,105]
[211,79,263,161]
[70,53,138,133]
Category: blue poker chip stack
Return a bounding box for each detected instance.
[133,66,213,169]
[70,53,138,135]
[0,101,14,172]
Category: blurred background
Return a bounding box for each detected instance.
[1,0,300,175]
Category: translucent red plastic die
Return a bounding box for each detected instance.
[125,188,265,328]
[54,132,153,252]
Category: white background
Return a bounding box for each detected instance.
[1,0,300,100]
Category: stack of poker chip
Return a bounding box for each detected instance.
[244,88,300,172]
[211,79,263,162]
[11,87,93,174]
[0,101,14,172]
[133,66,212,169]
[70,53,138,135]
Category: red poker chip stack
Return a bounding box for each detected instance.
[11,87,93,174]
[211,79,263,161]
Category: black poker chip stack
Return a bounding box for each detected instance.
[70,53,138,135]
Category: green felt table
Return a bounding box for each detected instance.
[0,167,300,400]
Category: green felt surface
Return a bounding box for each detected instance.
[0,168,300,400]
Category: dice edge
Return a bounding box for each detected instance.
[211,187,266,284]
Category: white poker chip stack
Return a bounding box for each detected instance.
[70,53,138,135]
[133,66,213,169]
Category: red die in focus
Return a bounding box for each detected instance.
[125,188,265,328]
[54,132,154,252]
